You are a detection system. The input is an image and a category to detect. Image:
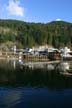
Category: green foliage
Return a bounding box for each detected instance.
[0,19,72,48]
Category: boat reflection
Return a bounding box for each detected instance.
[19,60,72,73]
[19,60,56,71]
[57,61,72,76]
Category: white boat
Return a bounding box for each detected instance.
[60,47,72,60]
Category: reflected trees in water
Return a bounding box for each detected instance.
[0,60,72,89]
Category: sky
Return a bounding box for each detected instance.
[0,0,72,23]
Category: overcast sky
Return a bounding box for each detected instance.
[0,0,72,23]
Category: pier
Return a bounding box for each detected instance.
[23,54,49,62]
[0,51,49,61]
[0,51,72,64]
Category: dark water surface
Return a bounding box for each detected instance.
[0,60,72,108]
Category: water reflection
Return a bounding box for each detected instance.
[0,60,72,108]
[57,61,72,76]
[0,59,18,70]
[19,61,56,71]
[0,60,72,89]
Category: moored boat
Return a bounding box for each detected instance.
[60,47,72,60]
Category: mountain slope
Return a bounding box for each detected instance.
[0,19,72,49]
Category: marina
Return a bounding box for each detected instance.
[0,47,72,108]
[0,46,72,61]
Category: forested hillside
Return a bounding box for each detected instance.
[0,19,72,50]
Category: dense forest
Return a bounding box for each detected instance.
[0,19,72,50]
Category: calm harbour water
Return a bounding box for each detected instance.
[0,59,72,108]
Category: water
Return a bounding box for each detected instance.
[0,59,72,108]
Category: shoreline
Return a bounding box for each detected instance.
[0,56,72,64]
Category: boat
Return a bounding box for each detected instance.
[60,47,72,60]
[60,71,72,77]
[48,48,61,60]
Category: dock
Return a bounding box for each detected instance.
[0,51,72,63]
